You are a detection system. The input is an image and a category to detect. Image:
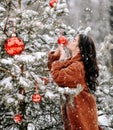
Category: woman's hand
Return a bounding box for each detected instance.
[53,45,66,61]
[59,45,66,61]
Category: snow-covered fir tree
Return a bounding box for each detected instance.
[0,0,75,129]
[96,34,113,130]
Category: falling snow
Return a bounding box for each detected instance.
[0,0,113,130]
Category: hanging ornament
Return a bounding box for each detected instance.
[4,34,24,56]
[49,0,57,8]
[32,93,42,103]
[13,114,22,123]
[4,19,24,56]
[57,35,67,46]
[32,84,42,103]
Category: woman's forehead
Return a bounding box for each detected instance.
[74,35,80,40]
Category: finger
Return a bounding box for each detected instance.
[59,44,64,51]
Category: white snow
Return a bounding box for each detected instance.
[17,93,25,100]
[1,58,14,65]
[14,52,46,63]
[7,97,15,104]
[98,115,110,126]
[0,6,5,11]
[45,90,56,99]
[27,123,35,130]
[42,35,55,43]
[19,77,29,87]
[0,77,13,90]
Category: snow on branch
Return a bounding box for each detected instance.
[0,66,17,79]
[14,52,46,63]
[57,84,83,96]
[45,84,83,100]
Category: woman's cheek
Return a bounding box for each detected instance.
[67,41,72,46]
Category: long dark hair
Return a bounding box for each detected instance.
[78,34,99,91]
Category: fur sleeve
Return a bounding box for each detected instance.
[47,51,60,70]
[51,61,84,88]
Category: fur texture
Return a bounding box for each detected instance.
[48,51,103,130]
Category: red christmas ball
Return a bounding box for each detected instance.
[13,114,22,123]
[32,93,42,103]
[57,35,67,45]
[49,0,57,8]
[4,36,24,56]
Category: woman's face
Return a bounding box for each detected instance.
[66,35,80,52]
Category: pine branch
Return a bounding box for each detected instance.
[100,89,113,97]
[0,26,8,38]
[9,1,17,9]
[25,0,39,10]
[18,0,21,8]
[100,125,113,129]
[36,0,41,11]
[3,16,9,34]
[20,62,24,75]
[0,66,17,79]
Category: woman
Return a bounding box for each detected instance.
[47,34,103,130]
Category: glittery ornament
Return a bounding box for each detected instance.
[49,0,57,8]
[4,35,24,56]
[32,93,42,103]
[13,114,22,123]
[57,35,67,46]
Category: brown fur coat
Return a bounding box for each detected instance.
[48,51,103,130]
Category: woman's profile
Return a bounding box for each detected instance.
[48,34,103,130]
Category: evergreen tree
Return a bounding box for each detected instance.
[96,34,113,130]
[0,0,74,129]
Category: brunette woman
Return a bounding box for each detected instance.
[48,34,103,130]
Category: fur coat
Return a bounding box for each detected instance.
[48,51,103,130]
